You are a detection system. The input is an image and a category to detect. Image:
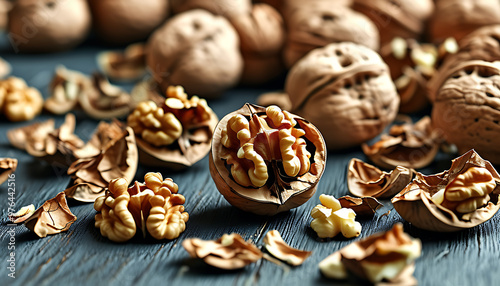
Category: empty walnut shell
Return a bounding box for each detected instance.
[88,0,169,45]
[352,0,434,46]
[431,61,500,164]
[362,116,441,169]
[146,9,243,98]
[283,3,379,68]
[428,0,500,44]
[229,3,286,84]
[285,42,399,150]
[209,103,326,216]
[392,150,500,232]
[8,0,91,52]
[347,158,414,199]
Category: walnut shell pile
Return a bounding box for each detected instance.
[88,0,169,45]
[283,2,379,67]
[8,0,91,53]
[431,61,500,164]
[352,0,434,45]
[285,42,399,150]
[146,9,243,98]
[428,0,500,44]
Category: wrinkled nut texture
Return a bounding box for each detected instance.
[284,3,379,67]
[94,173,188,242]
[352,0,434,45]
[285,42,399,150]
[146,9,242,98]
[392,150,500,232]
[170,0,251,17]
[429,0,500,44]
[8,0,91,52]
[210,104,326,215]
[0,77,43,122]
[320,223,421,283]
[310,194,362,239]
[431,61,500,164]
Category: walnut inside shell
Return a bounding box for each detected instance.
[209,103,326,215]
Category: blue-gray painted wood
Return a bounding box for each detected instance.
[1,40,500,286]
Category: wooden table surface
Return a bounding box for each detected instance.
[1,39,500,286]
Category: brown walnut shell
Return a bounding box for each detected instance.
[209,103,326,216]
[392,150,500,232]
[0,158,17,185]
[285,42,399,150]
[431,61,500,164]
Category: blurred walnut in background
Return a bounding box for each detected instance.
[170,0,251,17]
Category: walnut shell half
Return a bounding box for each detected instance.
[209,103,326,215]
[392,150,500,232]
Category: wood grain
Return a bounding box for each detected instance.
[1,44,500,286]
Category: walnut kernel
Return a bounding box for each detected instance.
[0,77,43,122]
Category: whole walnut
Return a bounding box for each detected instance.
[146,9,243,98]
[229,3,285,84]
[352,0,434,45]
[284,3,379,67]
[170,0,251,17]
[432,61,500,164]
[0,0,12,31]
[285,42,399,150]
[89,0,169,45]
[429,0,500,44]
[8,0,91,53]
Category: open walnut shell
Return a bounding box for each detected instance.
[362,116,441,169]
[182,233,262,270]
[128,86,218,169]
[44,66,88,115]
[392,150,500,232]
[65,120,138,202]
[348,158,414,199]
[24,192,77,238]
[7,114,84,167]
[0,158,17,185]
[209,103,326,216]
[263,230,312,266]
[431,61,500,164]
[97,43,146,81]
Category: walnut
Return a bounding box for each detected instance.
[392,150,500,232]
[310,194,362,239]
[7,114,84,167]
[263,230,312,266]
[94,173,188,242]
[362,116,441,169]
[170,0,251,17]
[431,61,500,164]
[0,158,17,185]
[352,0,434,46]
[285,42,399,150]
[0,77,43,122]
[319,223,421,284]
[182,233,262,270]
[65,120,138,202]
[347,158,414,199]
[146,9,242,98]
[283,3,379,67]
[24,192,77,238]
[210,103,326,215]
[97,43,146,81]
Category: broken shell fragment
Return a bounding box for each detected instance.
[44,66,88,115]
[65,120,138,202]
[9,204,36,224]
[338,196,383,217]
[347,158,414,199]
[182,233,262,270]
[209,103,326,215]
[0,158,17,185]
[392,150,500,232]
[97,43,147,81]
[319,223,421,284]
[263,230,312,266]
[362,116,441,169]
[24,192,77,238]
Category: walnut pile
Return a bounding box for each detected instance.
[94,172,189,242]
[0,77,43,122]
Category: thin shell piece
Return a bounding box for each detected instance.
[263,230,312,266]
[0,158,17,185]
[338,196,383,217]
[347,158,414,199]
